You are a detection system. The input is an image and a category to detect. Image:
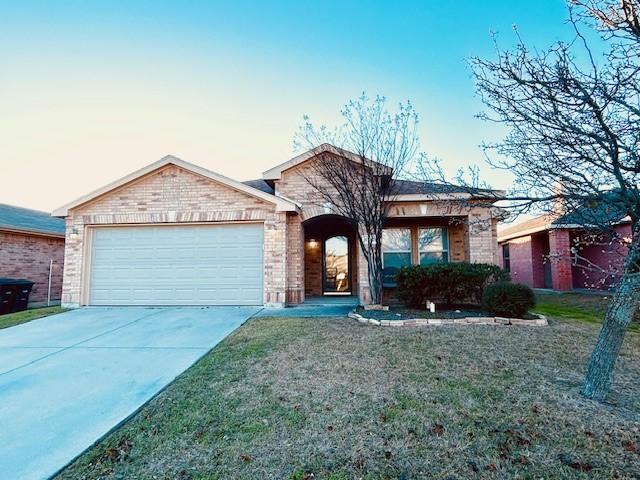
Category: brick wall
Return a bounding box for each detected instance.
[62,164,285,307]
[274,162,338,221]
[501,236,535,287]
[0,230,64,305]
[570,224,631,289]
[548,229,573,291]
[530,233,548,288]
[304,239,322,296]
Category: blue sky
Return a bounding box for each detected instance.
[0,0,576,210]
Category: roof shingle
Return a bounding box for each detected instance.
[0,204,65,236]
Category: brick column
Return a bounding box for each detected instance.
[61,215,85,308]
[548,229,573,291]
[286,213,304,305]
[467,212,497,264]
[263,212,288,306]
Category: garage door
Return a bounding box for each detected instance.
[88,224,263,306]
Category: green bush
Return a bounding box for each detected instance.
[482,281,536,317]
[395,262,510,308]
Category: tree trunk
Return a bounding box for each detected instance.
[365,249,383,305]
[580,251,640,401]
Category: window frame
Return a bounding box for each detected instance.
[381,228,413,269]
[417,227,449,265]
[502,243,511,272]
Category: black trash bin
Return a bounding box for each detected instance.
[0,278,35,314]
[10,279,35,313]
[0,278,17,315]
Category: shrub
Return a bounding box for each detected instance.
[482,281,536,317]
[395,262,510,308]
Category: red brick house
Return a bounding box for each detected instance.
[498,209,631,291]
[0,204,66,306]
[53,145,503,308]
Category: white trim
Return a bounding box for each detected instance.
[52,155,299,217]
[262,143,392,180]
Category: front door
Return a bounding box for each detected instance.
[323,235,350,294]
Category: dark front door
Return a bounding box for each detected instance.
[323,235,351,294]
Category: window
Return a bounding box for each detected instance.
[382,228,411,286]
[502,244,510,272]
[382,228,412,268]
[419,228,449,264]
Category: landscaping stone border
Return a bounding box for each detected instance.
[348,311,548,327]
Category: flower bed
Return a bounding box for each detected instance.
[350,307,547,327]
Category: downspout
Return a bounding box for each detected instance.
[47,259,53,307]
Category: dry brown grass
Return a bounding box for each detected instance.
[57,316,640,480]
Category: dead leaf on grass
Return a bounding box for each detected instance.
[559,454,593,472]
[103,438,132,463]
[431,424,445,436]
[239,454,252,463]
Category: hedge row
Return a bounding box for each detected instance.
[395,262,535,317]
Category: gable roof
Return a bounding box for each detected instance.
[52,155,299,217]
[262,143,392,180]
[553,193,630,227]
[498,195,631,242]
[392,179,500,198]
[498,215,554,242]
[0,203,65,237]
[243,179,274,195]
[242,177,501,199]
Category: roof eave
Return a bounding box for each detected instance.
[0,226,65,238]
[52,155,299,217]
[262,143,392,180]
[391,191,504,202]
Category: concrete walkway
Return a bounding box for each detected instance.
[255,296,358,318]
[0,306,259,480]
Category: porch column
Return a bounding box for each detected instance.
[263,212,288,307]
[548,229,573,291]
[467,212,498,264]
[286,213,305,305]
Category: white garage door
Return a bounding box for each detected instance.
[89,224,263,306]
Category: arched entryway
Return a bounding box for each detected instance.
[303,215,357,298]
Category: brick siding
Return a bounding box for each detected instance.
[61,164,287,307]
[61,156,501,307]
[548,229,573,290]
[0,230,64,305]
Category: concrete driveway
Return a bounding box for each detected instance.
[0,306,260,480]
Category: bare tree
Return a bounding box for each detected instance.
[295,94,420,304]
[422,0,639,401]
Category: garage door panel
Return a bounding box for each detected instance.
[89,224,263,306]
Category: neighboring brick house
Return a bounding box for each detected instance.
[53,144,503,308]
[498,207,632,291]
[0,204,66,306]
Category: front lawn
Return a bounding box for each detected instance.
[534,291,639,332]
[57,315,640,479]
[0,305,67,330]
